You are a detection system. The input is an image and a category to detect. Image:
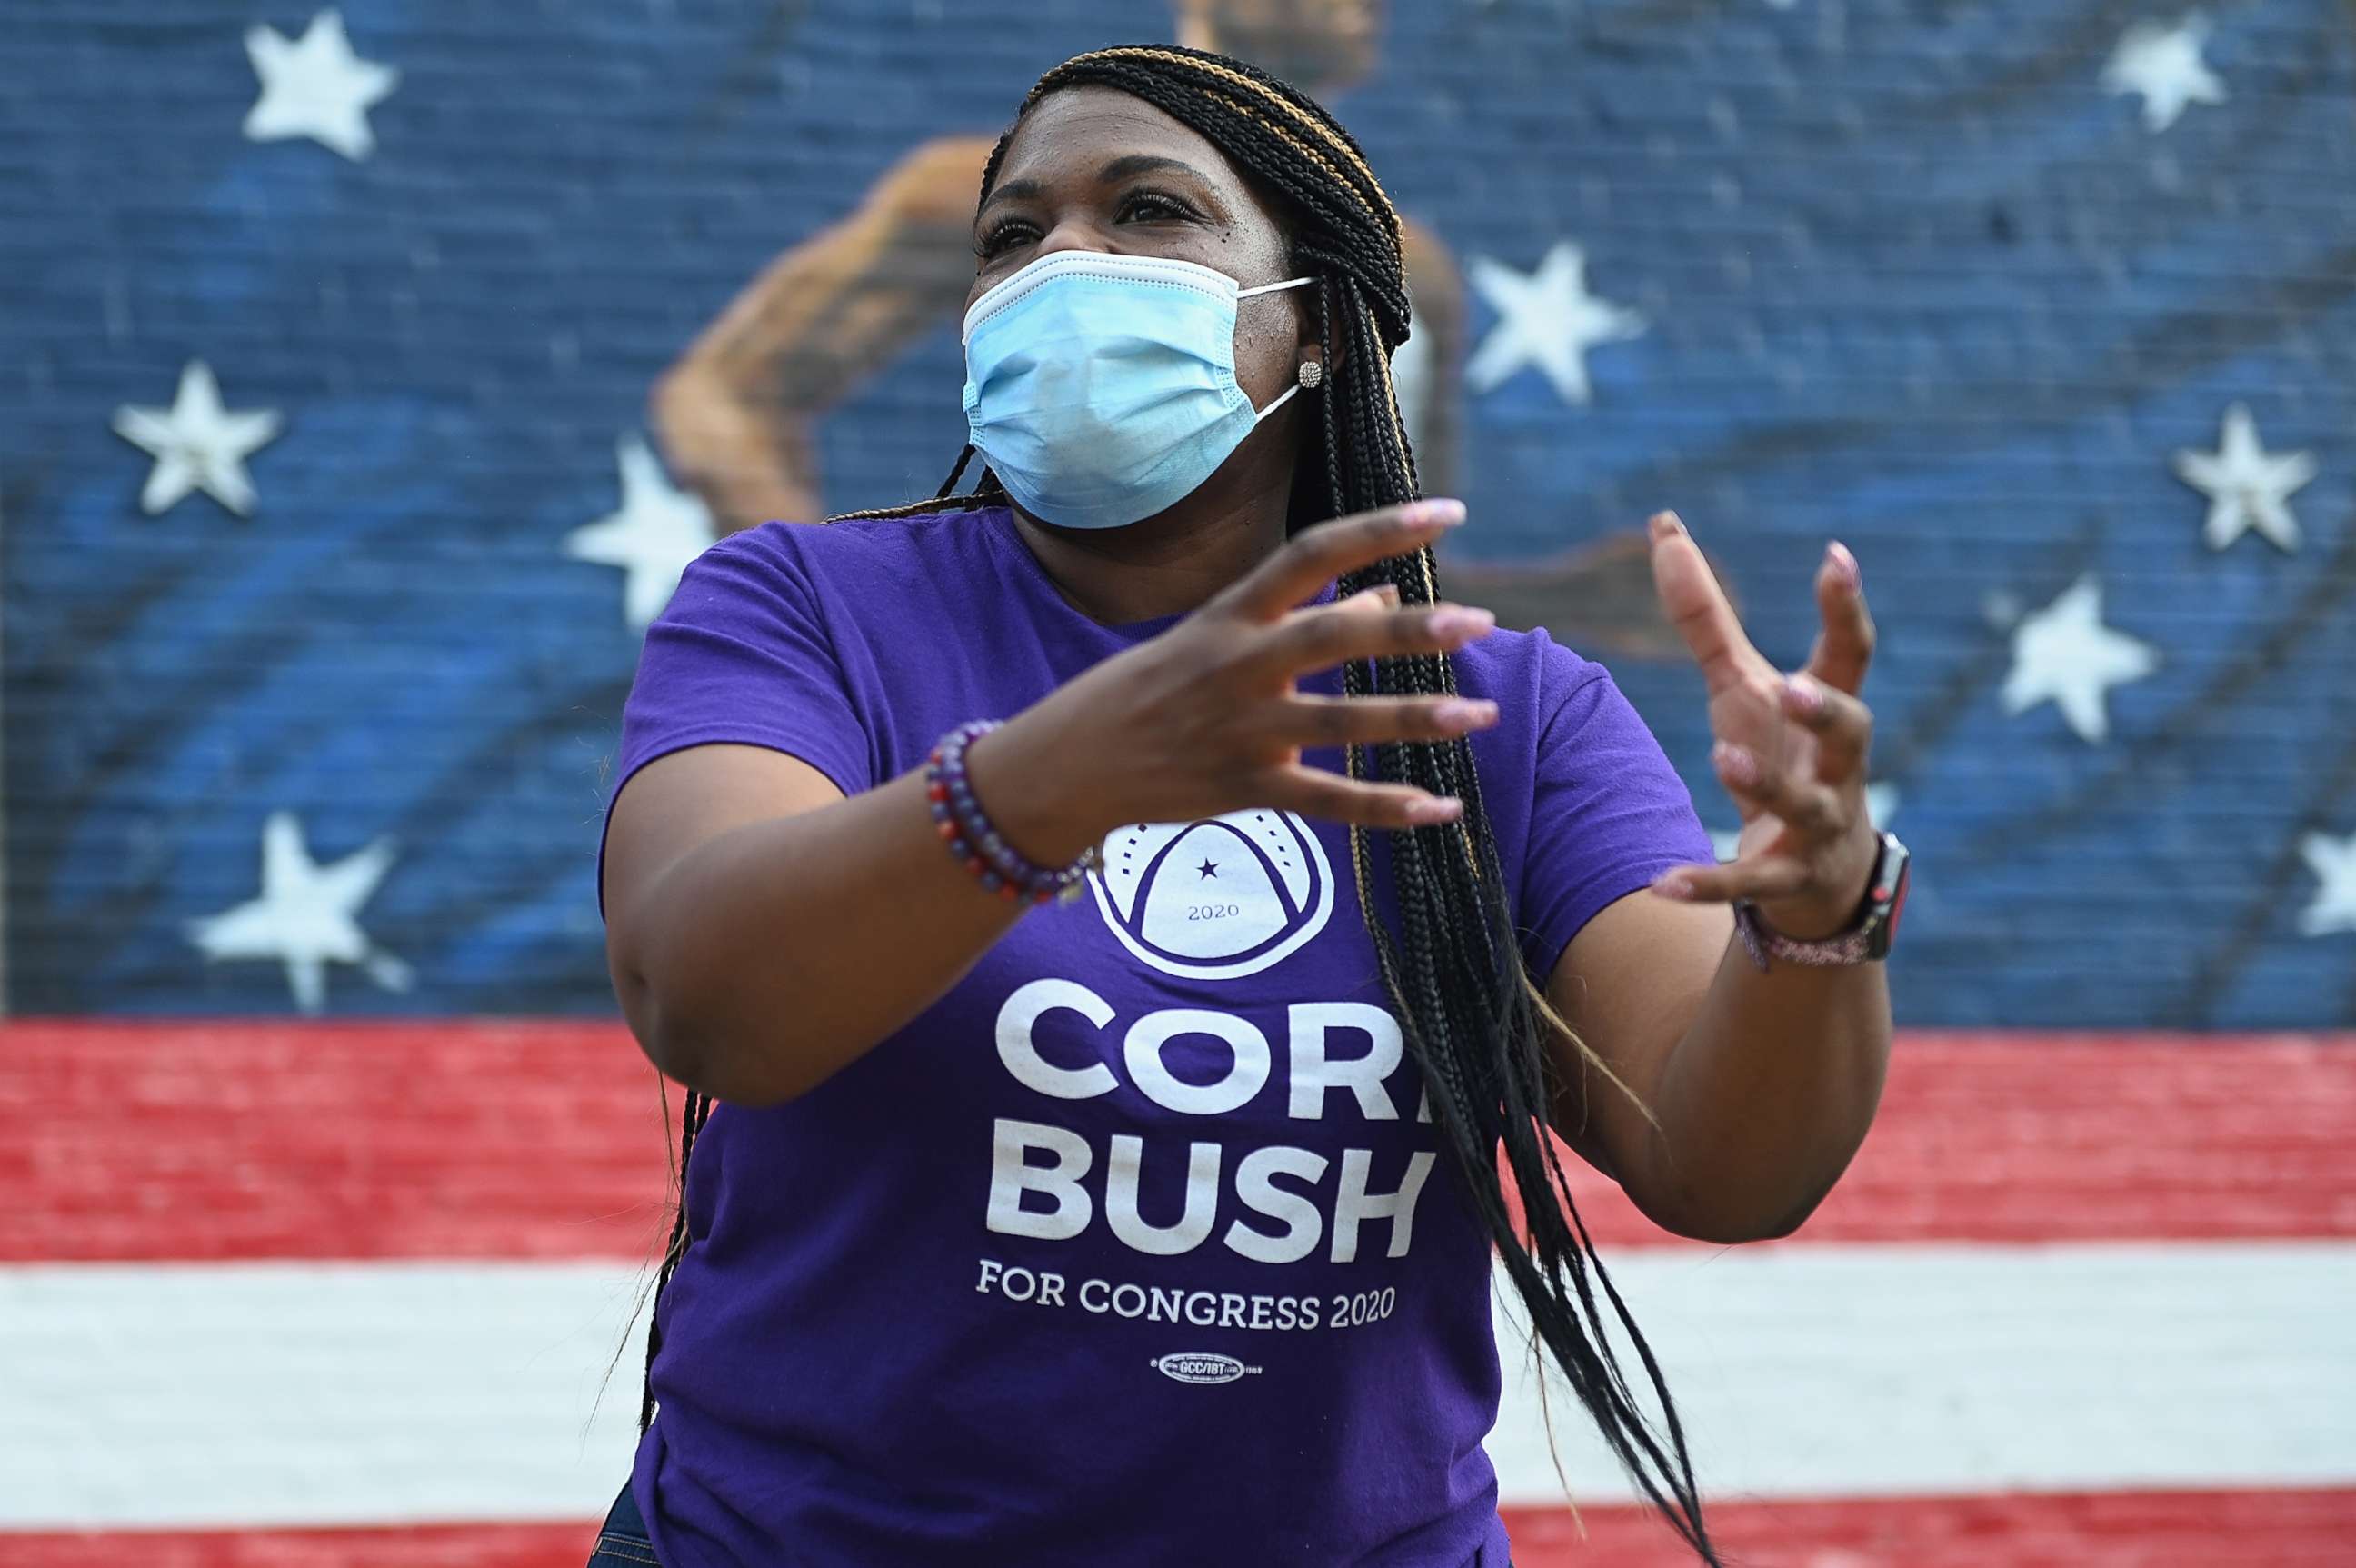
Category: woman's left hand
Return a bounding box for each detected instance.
[1645,510,1882,941]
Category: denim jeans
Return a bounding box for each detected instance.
[584,1478,661,1568]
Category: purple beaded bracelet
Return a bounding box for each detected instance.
[924,719,1101,906]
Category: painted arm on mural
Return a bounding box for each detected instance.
[649,135,1466,534]
[1545,516,1892,1244]
[651,136,996,532]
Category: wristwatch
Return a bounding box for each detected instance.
[1732,830,1911,971]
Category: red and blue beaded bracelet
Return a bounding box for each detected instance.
[925,719,1101,905]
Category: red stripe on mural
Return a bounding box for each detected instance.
[0,1520,592,1568]
[1504,1484,2356,1567]
[0,1020,678,1265]
[8,1487,2351,1568]
[3,1022,2351,1262]
[1722,1030,2356,1246]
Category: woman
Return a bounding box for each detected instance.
[592,44,1905,1568]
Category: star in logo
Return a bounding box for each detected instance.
[564,434,716,631]
[111,361,284,517]
[185,811,413,1014]
[1196,859,1220,880]
[2001,575,2160,744]
[2298,832,2356,938]
[244,9,399,162]
[2101,15,2226,134]
[1466,242,1646,406]
[2172,404,2314,553]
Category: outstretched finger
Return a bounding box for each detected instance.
[1802,541,1876,696]
[1712,740,1843,837]
[1248,598,1497,683]
[1269,692,1502,748]
[1648,511,1758,694]
[1779,672,1873,783]
[1263,764,1464,831]
[1215,499,1464,623]
[1652,854,1812,906]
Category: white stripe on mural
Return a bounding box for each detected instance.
[1492,1241,2356,1504]
[0,1261,656,1528]
[1,1244,2351,1529]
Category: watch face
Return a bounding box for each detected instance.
[1867,835,1911,959]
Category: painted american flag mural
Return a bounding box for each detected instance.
[2,2,2351,1564]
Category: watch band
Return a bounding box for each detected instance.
[1732,830,1911,972]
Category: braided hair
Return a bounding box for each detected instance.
[640,44,1722,1564]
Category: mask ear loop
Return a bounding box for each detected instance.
[1236,275,1316,299]
[1240,275,1321,424]
[1253,381,1303,424]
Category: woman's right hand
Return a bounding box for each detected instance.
[971,499,1502,865]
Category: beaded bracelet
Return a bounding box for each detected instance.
[925,719,1102,905]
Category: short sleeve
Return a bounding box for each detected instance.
[597,528,873,918]
[1518,645,1716,981]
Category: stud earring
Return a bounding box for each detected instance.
[1297,359,1324,389]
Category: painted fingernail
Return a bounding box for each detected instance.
[1829,540,1862,592]
[1652,873,1695,901]
[1435,698,1500,729]
[1713,741,1759,788]
[1406,498,1467,527]
[1407,795,1463,824]
[1430,606,1496,640]
[1783,674,1824,716]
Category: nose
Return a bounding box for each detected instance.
[1033,213,1117,260]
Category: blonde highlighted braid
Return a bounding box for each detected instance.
[653,44,1722,1566]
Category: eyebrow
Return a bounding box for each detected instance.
[979,154,1214,215]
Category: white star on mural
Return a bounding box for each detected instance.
[1466,242,1646,406]
[2299,832,2356,937]
[2101,15,2226,133]
[2002,575,2159,744]
[244,9,399,161]
[564,434,716,631]
[1711,782,1899,861]
[2172,404,2314,553]
[111,361,284,516]
[185,810,413,1014]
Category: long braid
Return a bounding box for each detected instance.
[638,1084,710,1435]
[635,42,1725,1563]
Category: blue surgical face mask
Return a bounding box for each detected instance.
[960,251,1314,531]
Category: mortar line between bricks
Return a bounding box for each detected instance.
[1961,503,2356,864]
[2179,717,2356,1026]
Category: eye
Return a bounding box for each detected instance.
[1118,187,1200,225]
[974,216,1039,260]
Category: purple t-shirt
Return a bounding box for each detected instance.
[600,504,1712,1568]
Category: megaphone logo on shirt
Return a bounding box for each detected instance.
[1089,809,1334,980]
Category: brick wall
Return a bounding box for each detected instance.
[4,2,2353,1023]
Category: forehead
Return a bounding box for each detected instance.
[993,85,1249,196]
